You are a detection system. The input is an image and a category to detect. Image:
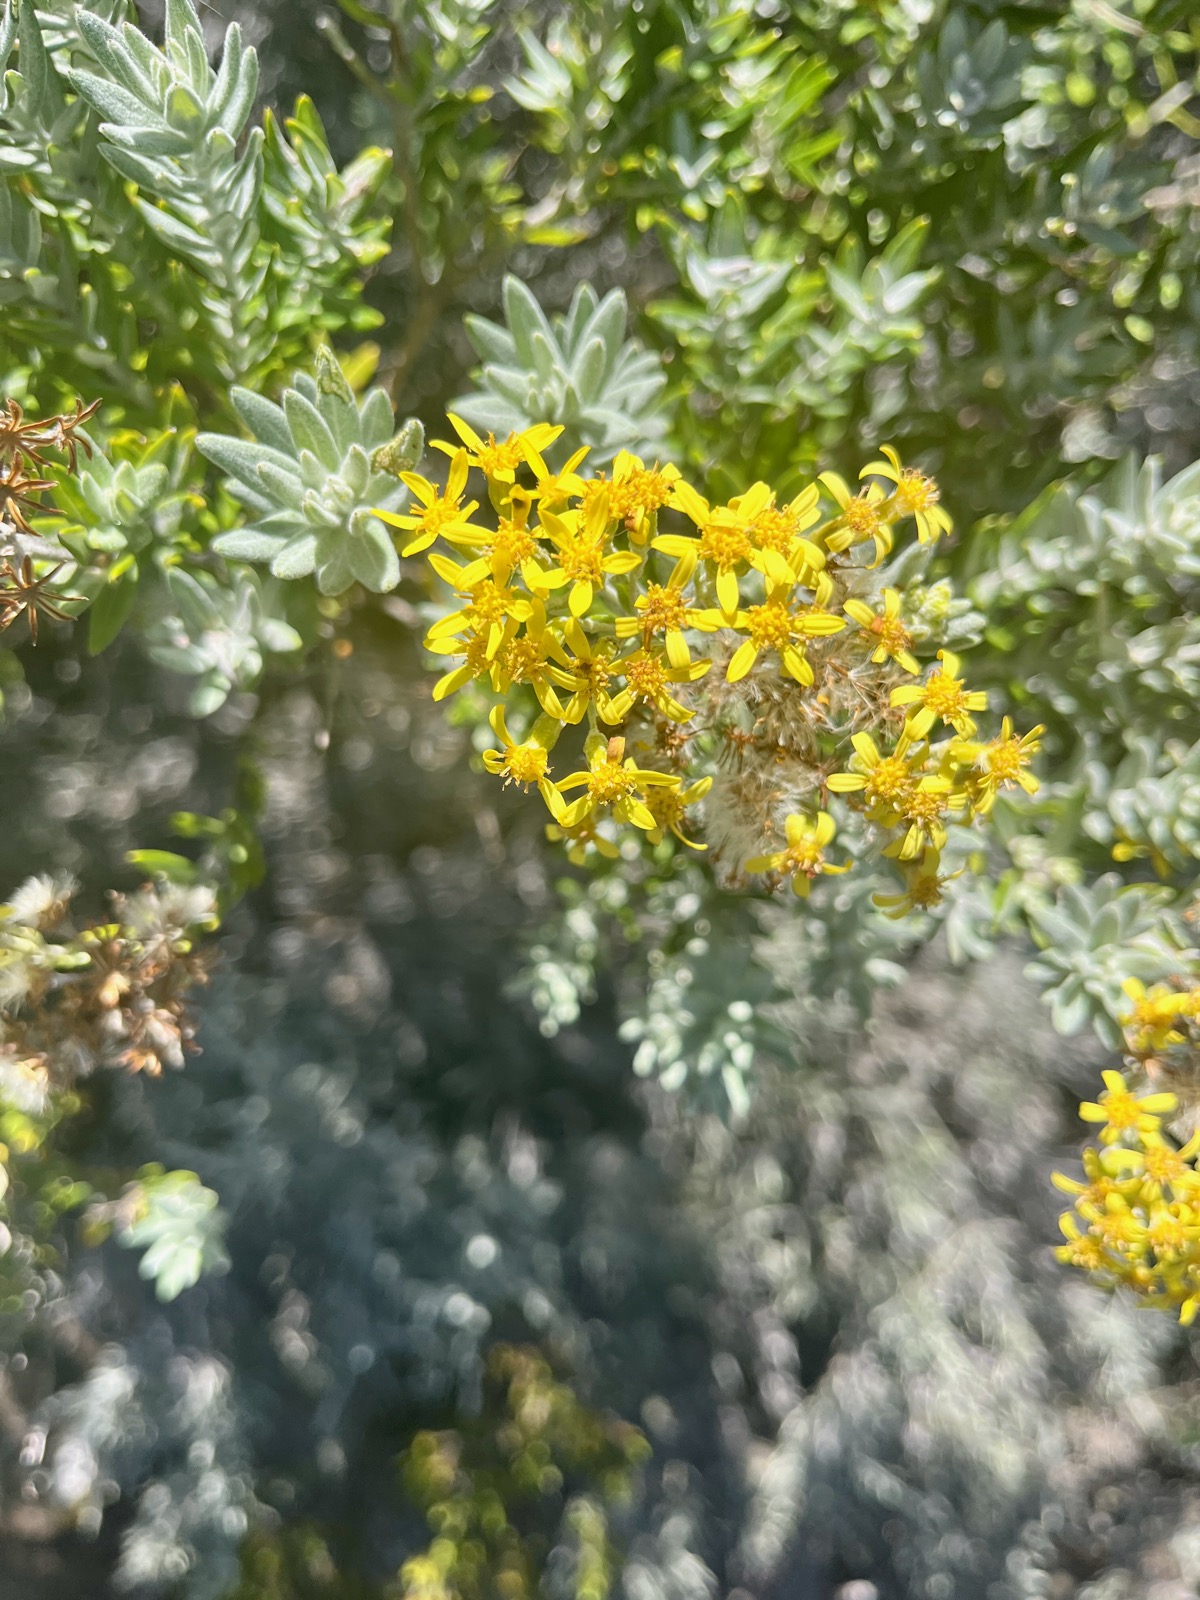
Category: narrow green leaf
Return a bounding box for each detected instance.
[88,562,140,655]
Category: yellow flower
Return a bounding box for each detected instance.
[613,564,708,669]
[739,482,824,586]
[490,609,568,720]
[427,628,495,703]
[971,717,1043,812]
[424,572,534,661]
[1051,1144,1141,1210]
[610,647,710,724]
[843,587,920,674]
[745,810,851,897]
[522,438,591,507]
[818,471,893,565]
[481,706,560,801]
[653,481,758,617]
[546,620,625,725]
[886,774,959,860]
[860,444,952,544]
[644,776,714,849]
[826,728,920,809]
[545,814,621,866]
[890,649,987,737]
[1078,1069,1178,1145]
[528,491,640,617]
[432,414,563,483]
[1119,978,1192,1056]
[608,451,681,542]
[872,848,962,916]
[1119,1131,1200,1203]
[718,587,846,686]
[550,734,681,832]
[374,449,482,557]
[1054,1211,1111,1273]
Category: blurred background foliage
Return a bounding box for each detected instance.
[0,0,1199,1598]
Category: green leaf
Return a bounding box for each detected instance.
[504,275,557,367]
[88,562,140,655]
[126,849,199,884]
[231,388,295,456]
[283,389,340,472]
[17,0,61,119]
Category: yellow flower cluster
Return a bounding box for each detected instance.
[1055,977,1200,1321]
[376,419,1042,904]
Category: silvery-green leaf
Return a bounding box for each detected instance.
[101,121,193,157]
[216,41,259,138]
[270,533,318,579]
[348,518,400,593]
[259,618,302,653]
[284,390,340,472]
[463,313,517,365]
[76,9,153,104]
[570,335,606,404]
[67,66,161,129]
[188,678,231,718]
[231,388,294,456]
[17,0,62,119]
[341,444,370,498]
[212,528,287,562]
[131,196,219,264]
[359,387,395,449]
[301,487,340,527]
[255,460,305,511]
[199,432,295,486]
[165,81,205,132]
[578,288,626,371]
[504,273,557,366]
[562,281,600,352]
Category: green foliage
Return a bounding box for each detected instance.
[395,1345,647,1600]
[456,278,666,464]
[201,352,420,596]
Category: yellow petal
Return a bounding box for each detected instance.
[726,640,758,682]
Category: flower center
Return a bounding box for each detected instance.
[698,520,751,569]
[783,840,824,877]
[842,496,883,536]
[893,470,939,516]
[587,759,636,805]
[501,635,543,683]
[465,581,515,628]
[415,493,464,535]
[612,469,673,517]
[745,600,794,650]
[865,755,913,805]
[873,616,912,655]
[1144,1146,1185,1187]
[922,670,969,720]
[1148,1212,1189,1255]
[637,583,689,636]
[472,433,526,475]
[987,737,1024,782]
[559,538,605,586]
[1098,1087,1142,1132]
[750,508,798,553]
[624,654,668,698]
[503,743,549,787]
[490,520,537,570]
[900,786,948,827]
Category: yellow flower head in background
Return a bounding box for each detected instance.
[746,810,851,897]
